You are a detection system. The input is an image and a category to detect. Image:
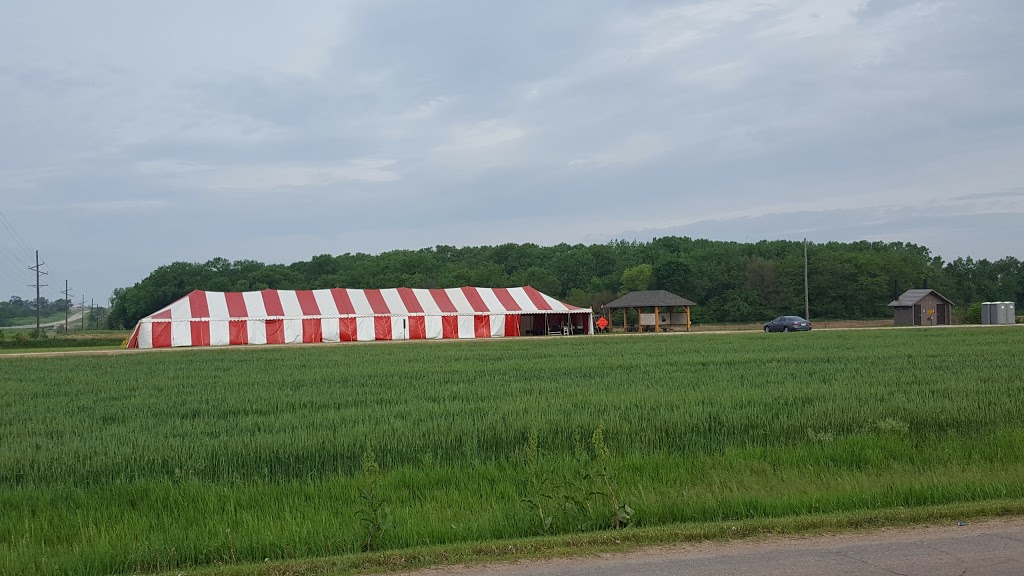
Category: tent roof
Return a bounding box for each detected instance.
[888,289,954,307]
[605,290,696,309]
[138,286,589,322]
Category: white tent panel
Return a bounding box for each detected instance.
[380,289,409,315]
[425,315,443,339]
[313,289,340,317]
[506,287,537,311]
[171,320,191,347]
[278,291,304,318]
[347,290,376,317]
[458,315,475,339]
[247,320,267,345]
[391,316,407,340]
[169,298,192,319]
[479,290,506,313]
[414,289,444,314]
[322,318,341,343]
[283,319,303,344]
[489,314,505,337]
[207,293,229,319]
[210,320,230,346]
[356,317,375,341]
[243,292,268,319]
[445,289,474,314]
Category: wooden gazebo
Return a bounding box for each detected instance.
[604,290,696,333]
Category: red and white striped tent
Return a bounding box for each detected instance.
[127,286,593,349]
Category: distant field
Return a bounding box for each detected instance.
[1,327,1023,575]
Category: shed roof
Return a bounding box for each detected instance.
[888,289,954,307]
[605,290,696,309]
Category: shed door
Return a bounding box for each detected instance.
[936,304,947,325]
[913,304,922,326]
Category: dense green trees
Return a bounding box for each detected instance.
[0,296,71,327]
[105,238,1022,329]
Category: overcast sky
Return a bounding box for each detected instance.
[1,0,1022,303]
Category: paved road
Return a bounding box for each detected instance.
[405,519,1024,576]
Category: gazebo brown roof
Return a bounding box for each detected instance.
[603,290,696,333]
[605,290,696,309]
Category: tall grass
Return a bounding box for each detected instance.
[1,327,1023,574]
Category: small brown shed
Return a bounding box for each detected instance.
[888,289,954,326]
[604,290,697,332]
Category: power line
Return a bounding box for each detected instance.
[0,239,29,272]
[0,209,34,261]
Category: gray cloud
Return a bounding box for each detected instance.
[1,0,1022,302]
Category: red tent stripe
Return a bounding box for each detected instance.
[429,289,458,313]
[491,288,522,312]
[262,290,286,317]
[522,286,553,311]
[152,309,172,320]
[224,292,248,318]
[295,290,321,316]
[364,290,391,315]
[331,288,356,316]
[461,287,490,313]
[397,288,424,313]
[189,291,211,318]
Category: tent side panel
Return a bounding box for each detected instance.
[229,320,248,345]
[322,318,341,343]
[152,322,171,348]
[375,316,393,341]
[457,316,475,339]
[265,320,285,345]
[505,314,521,336]
[426,315,443,339]
[442,316,458,339]
[247,320,267,345]
[190,321,211,347]
[339,318,357,342]
[390,316,407,340]
[409,316,426,339]
[303,319,323,343]
[283,319,303,344]
[210,320,230,346]
[356,317,375,341]
[489,314,505,337]
[171,320,191,347]
[474,315,491,338]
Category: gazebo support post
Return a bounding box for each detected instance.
[686,305,691,332]
[623,308,627,333]
[655,306,660,333]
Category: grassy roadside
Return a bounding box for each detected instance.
[177,500,1024,575]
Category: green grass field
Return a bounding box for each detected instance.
[1,327,1023,575]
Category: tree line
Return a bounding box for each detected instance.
[105,237,1023,329]
[0,296,71,327]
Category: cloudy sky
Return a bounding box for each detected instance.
[1,0,1022,303]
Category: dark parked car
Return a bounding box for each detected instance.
[764,316,812,332]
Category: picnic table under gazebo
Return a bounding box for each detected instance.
[603,290,696,333]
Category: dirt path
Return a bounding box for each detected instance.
[401,518,1024,576]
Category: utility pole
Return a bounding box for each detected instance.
[90,298,94,330]
[60,280,73,333]
[81,295,86,332]
[803,238,810,321]
[28,250,48,338]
